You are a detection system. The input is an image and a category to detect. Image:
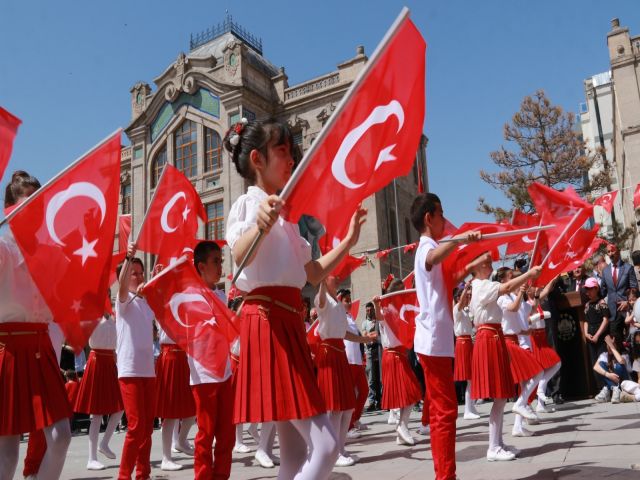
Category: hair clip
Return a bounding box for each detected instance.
[230,118,249,147]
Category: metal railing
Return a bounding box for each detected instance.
[190,14,263,54]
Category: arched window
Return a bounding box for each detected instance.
[151,146,167,188]
[205,128,222,172]
[121,183,131,214]
[175,119,198,178]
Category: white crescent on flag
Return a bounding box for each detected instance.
[45,181,107,246]
[522,235,536,244]
[169,291,214,328]
[399,304,419,323]
[331,100,405,190]
[161,191,186,233]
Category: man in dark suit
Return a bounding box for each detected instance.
[601,243,638,339]
[568,264,590,304]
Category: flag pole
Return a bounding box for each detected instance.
[0,129,122,228]
[438,224,555,243]
[379,288,417,301]
[529,218,544,265]
[132,165,170,244]
[539,211,584,266]
[231,7,412,285]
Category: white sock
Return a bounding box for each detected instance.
[489,399,506,453]
[178,416,195,447]
[465,382,479,415]
[0,435,20,480]
[537,362,561,398]
[513,414,524,434]
[162,419,177,462]
[100,411,123,450]
[39,418,72,480]
[399,406,412,429]
[88,415,102,462]
[516,372,542,409]
[258,422,276,456]
[236,424,244,445]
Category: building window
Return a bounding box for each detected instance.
[243,107,256,122]
[151,146,167,188]
[205,128,223,172]
[175,119,198,178]
[206,200,224,240]
[121,183,131,214]
[293,130,303,147]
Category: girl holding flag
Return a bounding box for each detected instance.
[224,117,366,480]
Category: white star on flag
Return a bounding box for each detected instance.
[71,299,82,313]
[73,237,98,265]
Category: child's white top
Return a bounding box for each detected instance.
[470,279,502,325]
[226,186,312,292]
[453,304,473,337]
[344,314,363,365]
[89,316,117,350]
[115,293,156,378]
[188,288,232,385]
[314,292,348,340]
[0,233,52,324]
[157,323,176,345]
[379,319,402,349]
[517,301,533,349]
[414,235,454,358]
[498,293,523,335]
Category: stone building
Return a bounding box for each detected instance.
[119,15,428,320]
[606,18,640,248]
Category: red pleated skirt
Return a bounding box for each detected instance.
[234,286,325,423]
[0,323,71,435]
[471,324,515,400]
[453,335,473,381]
[504,335,544,383]
[74,349,123,415]
[230,353,240,377]
[155,344,196,419]
[316,339,356,412]
[381,347,423,410]
[531,328,561,369]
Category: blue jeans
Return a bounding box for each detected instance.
[598,361,629,389]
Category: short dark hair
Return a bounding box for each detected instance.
[365,302,374,309]
[116,257,144,279]
[410,193,441,232]
[194,241,221,270]
[337,288,351,299]
[4,170,41,208]
[228,296,243,313]
[632,250,640,267]
[494,266,511,283]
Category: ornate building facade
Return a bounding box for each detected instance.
[119,16,428,318]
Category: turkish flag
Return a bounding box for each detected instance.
[528,182,593,220]
[593,190,618,214]
[633,184,640,210]
[379,289,418,349]
[142,256,238,379]
[403,271,415,289]
[137,164,206,259]
[564,235,606,273]
[404,242,418,254]
[281,12,425,243]
[376,248,392,259]
[8,131,121,351]
[118,214,131,253]
[350,299,361,321]
[332,255,366,282]
[108,251,127,286]
[0,107,21,184]
[505,210,540,255]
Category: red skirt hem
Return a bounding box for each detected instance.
[155,344,196,418]
[74,349,123,414]
[316,339,356,412]
[471,325,515,399]
[504,335,543,383]
[381,347,423,410]
[531,329,561,369]
[453,335,473,381]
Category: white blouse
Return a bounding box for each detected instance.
[379,320,402,349]
[89,316,117,350]
[226,186,312,292]
[314,292,348,340]
[470,279,502,326]
[498,293,523,335]
[453,304,473,336]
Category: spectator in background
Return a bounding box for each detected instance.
[569,264,590,304]
[592,255,607,287]
[624,289,639,340]
[593,335,630,403]
[362,302,381,412]
[601,244,638,340]
[584,278,610,397]
[631,250,640,284]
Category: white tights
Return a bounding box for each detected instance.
[488,399,507,453]
[464,383,479,415]
[173,416,195,448]
[0,418,72,480]
[328,409,353,456]
[537,362,561,399]
[88,411,123,462]
[398,406,412,430]
[515,372,543,410]
[276,414,338,480]
[258,422,276,456]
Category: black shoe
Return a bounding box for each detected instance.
[554,395,565,405]
[365,404,377,412]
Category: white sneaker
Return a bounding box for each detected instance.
[463,411,480,420]
[255,449,275,468]
[525,415,540,425]
[396,424,415,446]
[501,444,521,457]
[486,447,516,462]
[512,404,537,420]
[247,423,260,443]
[335,454,355,467]
[538,394,554,405]
[98,444,116,459]
[535,401,555,413]
[161,460,183,471]
[512,427,535,437]
[233,443,251,453]
[387,409,400,425]
[355,420,369,431]
[595,386,611,403]
[612,386,621,404]
[346,428,361,439]
[416,424,430,435]
[173,442,195,456]
[86,460,106,470]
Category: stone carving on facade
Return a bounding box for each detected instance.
[289,115,310,131]
[223,40,240,78]
[120,171,131,185]
[316,102,336,125]
[165,52,198,102]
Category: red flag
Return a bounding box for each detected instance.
[403,242,418,254]
[8,131,121,350]
[350,299,361,321]
[332,255,366,282]
[634,184,640,210]
[382,273,395,291]
[142,257,238,379]
[505,210,539,255]
[403,271,415,289]
[118,214,131,253]
[376,248,392,259]
[0,107,21,183]
[528,182,593,220]
[593,190,618,214]
[137,165,206,259]
[108,251,127,286]
[379,289,418,349]
[281,12,426,243]
[306,318,320,346]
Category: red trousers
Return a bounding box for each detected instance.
[118,377,156,480]
[349,364,368,429]
[192,379,234,480]
[418,354,457,480]
[23,429,47,477]
[421,390,431,426]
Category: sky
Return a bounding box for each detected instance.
[1,0,639,226]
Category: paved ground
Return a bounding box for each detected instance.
[15,398,640,479]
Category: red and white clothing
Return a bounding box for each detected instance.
[0,234,70,435]
[453,304,474,382]
[344,313,367,429]
[75,316,123,415]
[414,235,457,480]
[116,293,155,379]
[470,280,514,399]
[529,310,561,369]
[226,186,324,424]
[314,292,355,412]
